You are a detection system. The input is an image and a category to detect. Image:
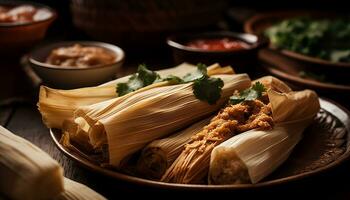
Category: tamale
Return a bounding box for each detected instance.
[0,126,107,200]
[0,126,64,200]
[70,74,251,168]
[208,88,320,184]
[38,86,117,129]
[38,63,233,129]
[137,117,212,179]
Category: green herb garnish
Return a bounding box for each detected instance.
[177,63,224,104]
[117,63,225,104]
[229,82,266,105]
[182,63,207,82]
[193,76,224,105]
[117,64,160,96]
[162,75,184,85]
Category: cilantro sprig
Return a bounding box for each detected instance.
[229,82,266,105]
[193,76,224,105]
[116,63,224,104]
[117,64,160,96]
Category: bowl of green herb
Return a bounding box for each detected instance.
[245,11,350,84]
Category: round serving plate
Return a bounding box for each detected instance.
[50,98,350,190]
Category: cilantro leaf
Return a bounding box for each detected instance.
[138,64,160,86]
[182,63,207,82]
[193,76,224,105]
[229,95,245,105]
[162,75,184,85]
[229,82,266,105]
[116,64,160,96]
[252,81,266,99]
[116,82,133,96]
[251,82,266,96]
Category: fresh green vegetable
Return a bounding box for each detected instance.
[117,64,224,104]
[193,76,224,105]
[182,63,207,82]
[117,64,160,96]
[162,75,184,85]
[229,82,266,105]
[265,17,350,63]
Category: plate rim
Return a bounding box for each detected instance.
[50,98,350,190]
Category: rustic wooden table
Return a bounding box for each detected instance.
[1,58,350,199]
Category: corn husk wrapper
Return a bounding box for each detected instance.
[0,126,64,200]
[54,178,106,200]
[137,117,212,179]
[253,76,292,93]
[209,88,320,184]
[72,74,251,167]
[38,63,233,129]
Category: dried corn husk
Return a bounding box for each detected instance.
[71,74,251,168]
[253,76,292,93]
[54,178,106,200]
[38,63,233,129]
[137,117,212,179]
[38,86,117,129]
[209,88,320,184]
[0,126,64,200]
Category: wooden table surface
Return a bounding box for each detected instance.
[1,59,350,199]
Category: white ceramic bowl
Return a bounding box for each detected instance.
[29,41,125,89]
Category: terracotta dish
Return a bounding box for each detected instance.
[0,1,56,57]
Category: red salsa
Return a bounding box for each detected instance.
[186,38,249,51]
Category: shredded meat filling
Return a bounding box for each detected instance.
[187,98,273,152]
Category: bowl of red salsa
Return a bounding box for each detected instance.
[167,31,267,74]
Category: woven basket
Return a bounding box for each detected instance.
[71,0,229,47]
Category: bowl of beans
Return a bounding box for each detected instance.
[28,41,125,88]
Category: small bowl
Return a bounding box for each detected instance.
[0,1,57,58]
[28,41,125,89]
[167,31,267,74]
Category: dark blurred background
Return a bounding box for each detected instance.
[2,0,349,50]
[0,0,348,59]
[0,0,349,102]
